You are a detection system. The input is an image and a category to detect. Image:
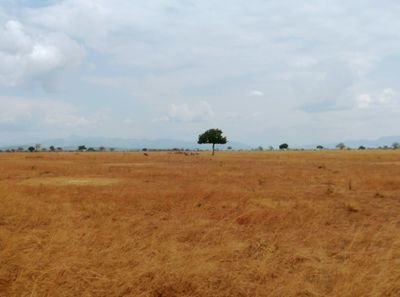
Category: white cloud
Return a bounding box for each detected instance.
[123,118,133,125]
[249,90,264,97]
[0,96,96,129]
[0,20,85,88]
[165,101,213,123]
[356,94,372,109]
[355,89,398,109]
[252,111,263,118]
[378,88,395,103]
[290,57,319,68]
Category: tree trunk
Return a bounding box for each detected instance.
[212,143,215,155]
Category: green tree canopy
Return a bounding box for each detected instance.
[198,128,227,155]
[336,142,346,150]
[279,143,289,150]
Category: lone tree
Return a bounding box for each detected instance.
[198,128,227,155]
[78,145,87,151]
[28,146,35,152]
[279,143,289,150]
[336,142,346,150]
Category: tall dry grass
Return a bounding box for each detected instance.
[0,151,399,296]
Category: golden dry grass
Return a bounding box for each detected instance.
[0,151,399,297]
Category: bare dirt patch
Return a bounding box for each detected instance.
[373,161,400,165]
[20,177,121,186]
[103,162,155,167]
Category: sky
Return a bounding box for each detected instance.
[1,0,400,146]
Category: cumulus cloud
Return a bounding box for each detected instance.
[249,90,264,97]
[164,101,213,123]
[123,118,133,125]
[0,20,85,88]
[356,94,373,109]
[0,96,96,130]
[378,88,395,103]
[355,89,398,109]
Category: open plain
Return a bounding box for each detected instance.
[0,151,399,297]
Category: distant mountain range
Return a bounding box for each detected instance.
[1,135,399,150]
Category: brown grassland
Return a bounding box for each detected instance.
[0,151,399,297]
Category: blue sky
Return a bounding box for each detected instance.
[1,0,400,146]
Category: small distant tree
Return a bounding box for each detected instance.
[109,147,115,152]
[227,146,232,150]
[198,128,227,155]
[257,146,263,151]
[87,147,96,152]
[358,145,366,150]
[49,145,55,152]
[316,145,324,150]
[28,146,35,152]
[392,142,400,150]
[279,143,289,150]
[336,142,346,150]
[98,146,106,151]
[78,145,87,151]
[56,147,63,152]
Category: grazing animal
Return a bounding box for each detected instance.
[144,153,149,157]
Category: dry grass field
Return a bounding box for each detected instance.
[0,151,399,297]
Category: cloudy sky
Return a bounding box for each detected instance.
[1,0,400,146]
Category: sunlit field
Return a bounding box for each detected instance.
[1,151,399,297]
